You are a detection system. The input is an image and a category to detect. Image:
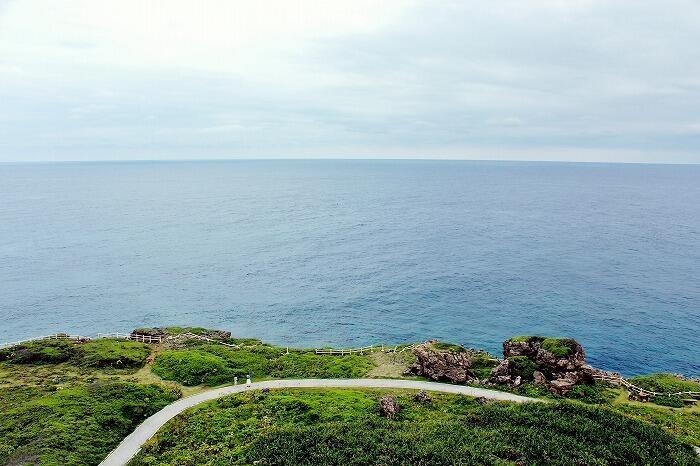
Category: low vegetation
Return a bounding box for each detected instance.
[152,342,374,386]
[132,388,700,466]
[540,337,578,358]
[0,338,151,369]
[0,382,179,465]
[611,402,700,447]
[508,336,578,358]
[506,355,537,380]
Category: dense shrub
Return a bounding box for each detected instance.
[75,339,150,368]
[507,355,537,380]
[0,338,151,369]
[469,351,499,379]
[652,395,686,408]
[0,340,74,364]
[0,382,179,465]
[567,380,617,404]
[132,389,700,466]
[152,345,374,386]
[152,350,233,386]
[541,337,577,357]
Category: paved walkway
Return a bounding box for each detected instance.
[100,378,539,465]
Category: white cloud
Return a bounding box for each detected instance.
[0,0,699,162]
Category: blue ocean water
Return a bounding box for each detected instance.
[0,160,698,376]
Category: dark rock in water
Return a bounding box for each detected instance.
[413,390,431,402]
[489,336,594,392]
[379,395,400,418]
[406,343,477,383]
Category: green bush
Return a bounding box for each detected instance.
[509,335,537,343]
[0,340,74,364]
[152,350,233,386]
[75,339,150,368]
[470,352,499,379]
[0,338,151,369]
[507,355,537,380]
[541,337,577,357]
[567,381,617,404]
[430,341,465,352]
[152,345,375,386]
[652,395,686,408]
[0,382,179,465]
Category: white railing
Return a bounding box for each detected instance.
[97,332,163,344]
[315,343,418,355]
[180,332,238,347]
[0,333,91,349]
[593,374,700,399]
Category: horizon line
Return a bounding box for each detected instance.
[1,157,700,166]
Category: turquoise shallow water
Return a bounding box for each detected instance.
[0,160,698,376]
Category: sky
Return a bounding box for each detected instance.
[0,0,699,163]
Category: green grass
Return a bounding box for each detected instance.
[0,382,179,465]
[429,341,466,352]
[509,335,536,343]
[506,336,578,358]
[152,344,374,386]
[540,337,578,357]
[611,402,700,446]
[131,388,700,465]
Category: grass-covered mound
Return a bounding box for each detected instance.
[629,373,700,394]
[0,382,179,465]
[508,336,579,357]
[0,338,151,368]
[152,343,374,386]
[132,388,699,466]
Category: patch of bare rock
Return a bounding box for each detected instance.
[379,395,400,418]
[406,336,602,396]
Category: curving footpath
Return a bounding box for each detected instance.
[100,378,540,466]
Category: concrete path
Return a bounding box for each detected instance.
[100,378,539,466]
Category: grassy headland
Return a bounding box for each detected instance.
[0,328,698,465]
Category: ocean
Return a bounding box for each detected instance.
[1,160,698,376]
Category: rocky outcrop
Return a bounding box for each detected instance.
[413,390,431,402]
[379,395,400,418]
[405,343,477,383]
[489,336,594,395]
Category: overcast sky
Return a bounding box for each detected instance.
[1,0,699,163]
